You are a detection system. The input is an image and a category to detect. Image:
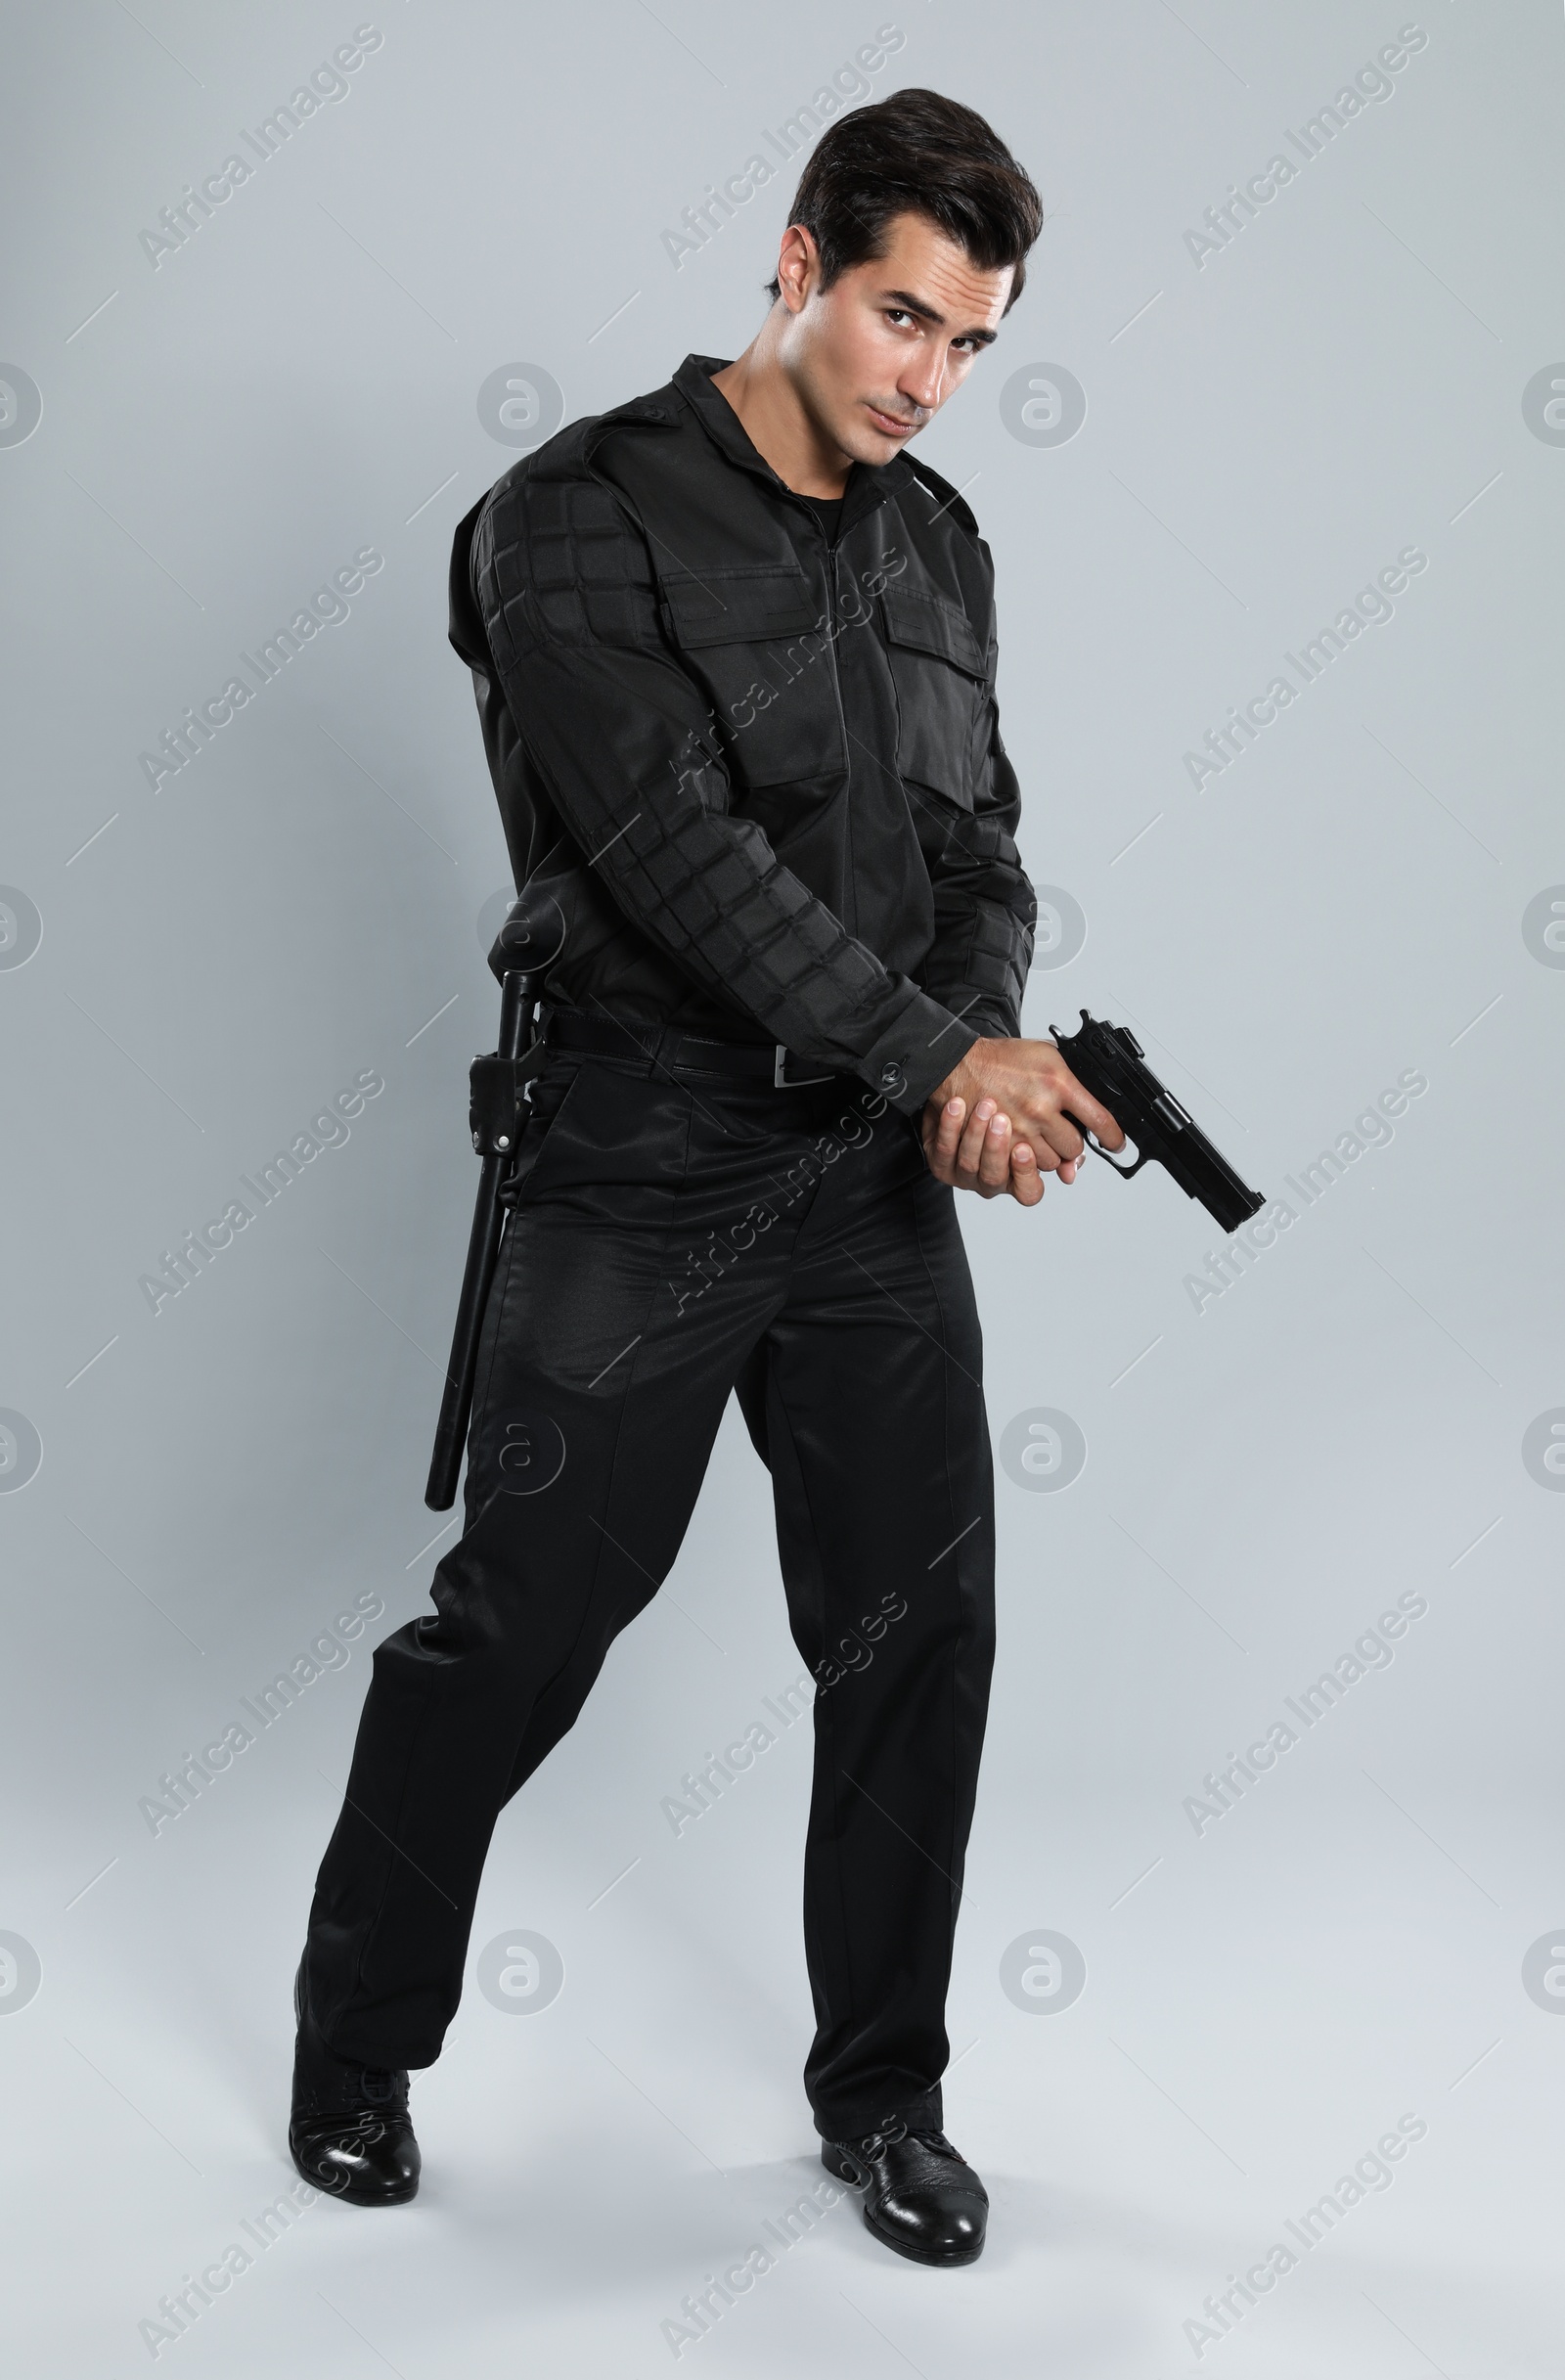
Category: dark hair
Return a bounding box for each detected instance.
[765,88,1043,314]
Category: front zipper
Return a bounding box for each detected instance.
[806,513,858,934]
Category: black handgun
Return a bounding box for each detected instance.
[1049,1009,1265,1234]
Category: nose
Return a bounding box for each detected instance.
[896,356,945,418]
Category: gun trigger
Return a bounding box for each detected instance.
[1083,1128,1146,1179]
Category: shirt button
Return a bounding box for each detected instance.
[879,1063,903,1090]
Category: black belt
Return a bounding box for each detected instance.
[542,1008,839,1088]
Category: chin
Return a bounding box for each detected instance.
[848,422,914,468]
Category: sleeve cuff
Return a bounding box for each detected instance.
[854,994,983,1116]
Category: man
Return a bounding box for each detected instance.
[291,86,1124,2268]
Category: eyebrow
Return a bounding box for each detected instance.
[878,286,1000,346]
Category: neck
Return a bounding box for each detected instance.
[710,324,852,499]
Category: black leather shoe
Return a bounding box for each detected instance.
[823,2123,987,2266]
[289,1961,421,2206]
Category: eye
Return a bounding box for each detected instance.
[884,307,915,328]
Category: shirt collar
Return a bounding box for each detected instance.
[672,351,913,537]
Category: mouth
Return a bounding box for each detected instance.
[865,403,919,438]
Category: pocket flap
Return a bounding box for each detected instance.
[879,585,987,679]
[662,566,821,650]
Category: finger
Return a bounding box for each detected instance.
[931,1097,965,1166]
[1060,1072,1126,1151]
[1022,1107,1095,1169]
[977,1110,1012,1192]
[1012,1130,1060,1175]
[956,1098,997,1180]
[1008,1142,1045,1206]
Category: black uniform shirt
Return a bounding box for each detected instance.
[797,487,846,546]
[448,353,1036,1115]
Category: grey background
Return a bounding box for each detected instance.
[3,2,1562,2371]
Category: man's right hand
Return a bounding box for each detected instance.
[920,1035,1127,1205]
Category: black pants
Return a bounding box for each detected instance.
[302,1042,996,2143]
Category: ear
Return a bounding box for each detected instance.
[776,222,820,314]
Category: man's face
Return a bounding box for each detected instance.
[781,209,1013,469]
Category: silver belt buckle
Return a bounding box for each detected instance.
[774,1044,832,1089]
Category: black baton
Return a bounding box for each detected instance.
[424,900,559,1510]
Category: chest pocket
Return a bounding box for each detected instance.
[878,584,987,809]
[660,566,846,790]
